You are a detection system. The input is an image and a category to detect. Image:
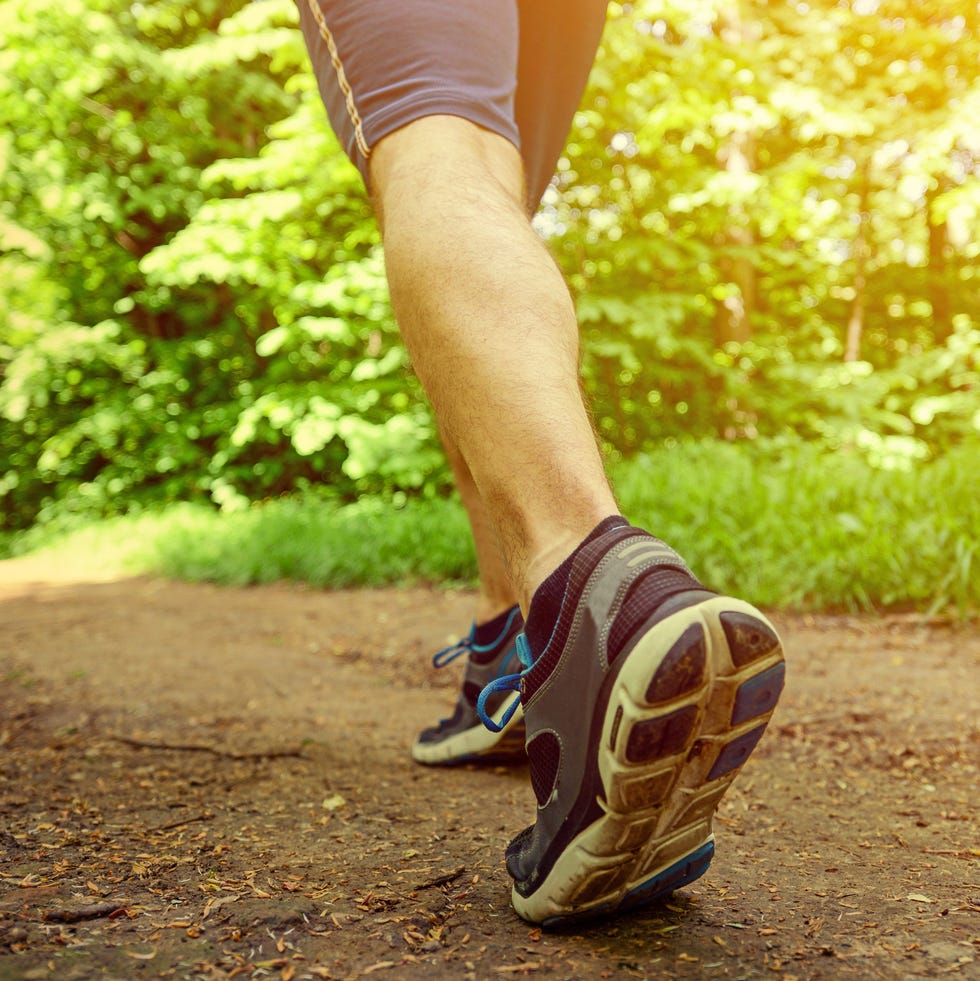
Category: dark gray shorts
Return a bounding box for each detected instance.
[297,0,608,211]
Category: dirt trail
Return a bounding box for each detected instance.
[0,560,976,980]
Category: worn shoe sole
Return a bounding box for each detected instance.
[511,596,785,926]
[411,702,526,766]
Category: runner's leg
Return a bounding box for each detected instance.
[438,425,517,623]
[369,115,617,609]
[298,0,615,609]
[298,0,784,924]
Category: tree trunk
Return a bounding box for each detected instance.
[713,5,757,348]
[713,130,757,347]
[926,180,952,343]
[845,164,870,363]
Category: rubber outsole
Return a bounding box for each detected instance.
[541,839,716,929]
[511,596,784,925]
[411,702,526,766]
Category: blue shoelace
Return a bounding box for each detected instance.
[476,633,534,733]
[430,606,523,669]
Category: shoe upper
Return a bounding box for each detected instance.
[416,606,525,746]
[502,526,704,894]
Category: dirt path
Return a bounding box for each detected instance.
[0,560,976,980]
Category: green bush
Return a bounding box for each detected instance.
[1,0,977,536]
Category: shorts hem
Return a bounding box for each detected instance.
[353,96,522,188]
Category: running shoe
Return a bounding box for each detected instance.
[479,518,785,925]
[412,605,527,765]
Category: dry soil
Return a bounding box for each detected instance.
[0,559,977,980]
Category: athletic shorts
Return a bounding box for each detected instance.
[296,0,609,211]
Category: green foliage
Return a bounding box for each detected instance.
[0,317,148,527]
[1,0,978,537]
[148,496,476,588]
[556,0,980,451]
[0,0,448,531]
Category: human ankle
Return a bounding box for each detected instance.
[520,515,625,611]
[474,595,520,626]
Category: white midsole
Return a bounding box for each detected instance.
[412,700,526,764]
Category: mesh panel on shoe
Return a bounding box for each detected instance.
[527,730,562,806]
[523,524,639,701]
[607,567,702,665]
[471,643,510,667]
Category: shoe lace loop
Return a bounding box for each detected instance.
[431,631,473,669]
[476,633,534,733]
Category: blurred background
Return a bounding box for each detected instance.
[1,0,977,612]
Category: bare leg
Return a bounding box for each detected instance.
[370,115,618,611]
[438,424,517,623]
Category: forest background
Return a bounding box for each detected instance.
[1,0,977,612]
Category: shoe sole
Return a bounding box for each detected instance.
[411,701,526,766]
[511,596,785,926]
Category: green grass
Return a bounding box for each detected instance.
[149,496,478,587]
[4,441,977,613]
[2,496,477,588]
[613,440,978,614]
